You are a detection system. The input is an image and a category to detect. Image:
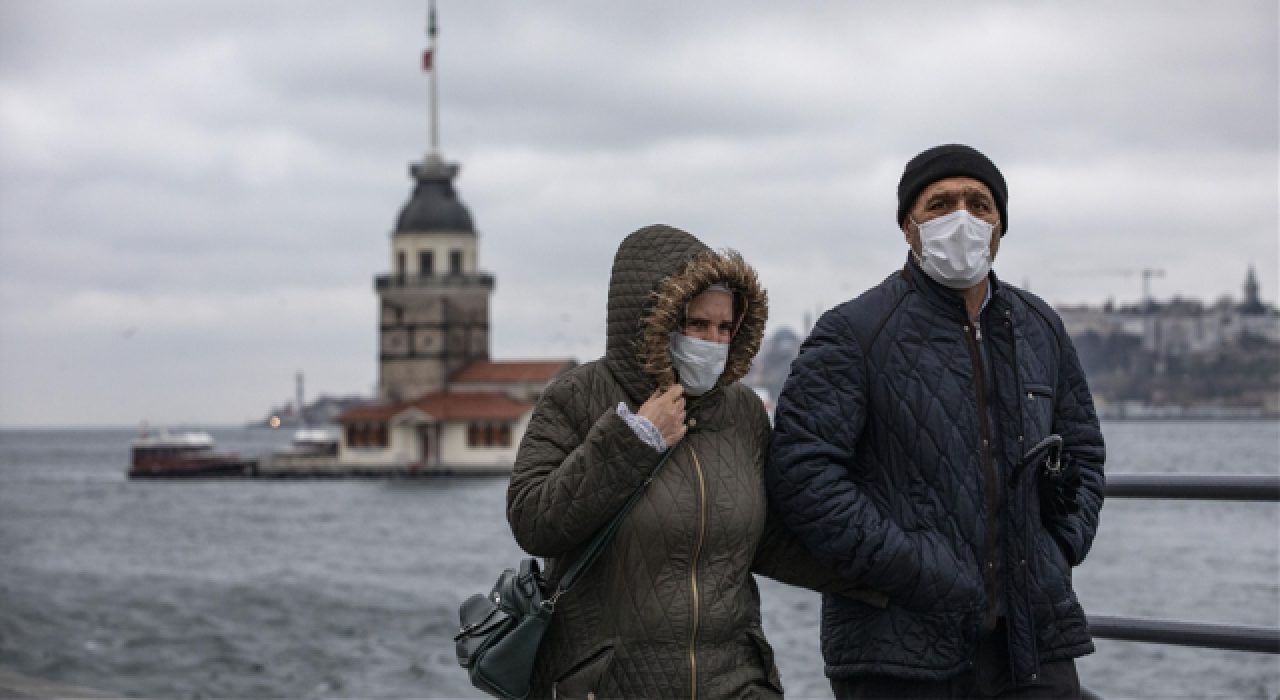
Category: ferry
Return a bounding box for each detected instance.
[283,428,340,457]
[128,430,257,479]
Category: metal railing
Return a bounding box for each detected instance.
[1104,473,1280,501]
[1075,473,1274,696]
[1081,472,1280,697]
[1088,615,1280,654]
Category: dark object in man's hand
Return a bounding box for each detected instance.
[1013,435,1080,522]
[1038,447,1081,522]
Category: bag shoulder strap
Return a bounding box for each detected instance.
[548,447,676,604]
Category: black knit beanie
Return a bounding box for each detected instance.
[897,144,1008,235]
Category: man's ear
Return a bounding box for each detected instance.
[902,218,922,256]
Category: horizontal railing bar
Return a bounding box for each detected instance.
[1104,473,1280,501]
[1089,614,1280,654]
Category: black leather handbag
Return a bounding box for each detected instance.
[455,448,674,699]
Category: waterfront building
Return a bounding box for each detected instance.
[334,361,571,473]
[376,153,492,401]
[319,4,573,475]
[1058,266,1280,357]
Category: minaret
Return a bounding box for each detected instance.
[296,371,305,426]
[376,0,493,402]
[1241,265,1265,314]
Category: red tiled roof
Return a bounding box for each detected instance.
[451,359,573,384]
[333,402,402,423]
[336,391,534,424]
[416,391,534,421]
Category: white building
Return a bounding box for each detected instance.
[334,361,572,474]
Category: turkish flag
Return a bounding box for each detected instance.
[423,49,433,72]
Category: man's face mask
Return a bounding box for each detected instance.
[669,332,729,396]
[912,209,996,290]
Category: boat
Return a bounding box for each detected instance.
[128,429,256,479]
[287,428,340,457]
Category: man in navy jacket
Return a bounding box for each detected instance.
[767,144,1105,699]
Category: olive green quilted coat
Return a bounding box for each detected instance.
[507,225,881,699]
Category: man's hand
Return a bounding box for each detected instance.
[895,532,984,613]
[637,385,687,447]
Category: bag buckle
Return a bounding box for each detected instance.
[1044,451,1062,478]
[542,586,565,612]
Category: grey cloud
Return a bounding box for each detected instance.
[0,0,1274,424]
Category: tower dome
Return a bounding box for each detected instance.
[395,157,474,234]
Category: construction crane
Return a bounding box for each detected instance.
[1067,267,1166,307]
[1136,268,1166,307]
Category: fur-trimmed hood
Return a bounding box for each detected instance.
[604,225,768,404]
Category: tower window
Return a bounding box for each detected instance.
[396,252,406,277]
[419,251,434,277]
[450,250,463,275]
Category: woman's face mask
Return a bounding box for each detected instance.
[669,331,729,396]
[669,286,740,395]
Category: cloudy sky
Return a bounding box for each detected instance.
[1,0,1275,426]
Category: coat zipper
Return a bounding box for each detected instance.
[688,444,708,700]
[963,318,999,630]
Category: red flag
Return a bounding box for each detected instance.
[422,49,433,72]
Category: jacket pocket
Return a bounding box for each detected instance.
[1022,382,1056,443]
[552,642,614,699]
[1031,526,1072,604]
[746,625,784,694]
[1024,382,1053,400]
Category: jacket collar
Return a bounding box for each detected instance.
[903,252,1004,322]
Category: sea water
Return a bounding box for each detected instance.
[0,422,1276,699]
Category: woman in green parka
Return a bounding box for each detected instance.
[507,225,881,699]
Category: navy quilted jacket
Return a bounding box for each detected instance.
[767,256,1105,686]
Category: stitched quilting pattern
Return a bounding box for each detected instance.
[506,226,854,698]
[767,266,1105,683]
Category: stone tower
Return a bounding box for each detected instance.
[375,1,492,401]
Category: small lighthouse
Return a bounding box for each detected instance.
[376,0,493,402]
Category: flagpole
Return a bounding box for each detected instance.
[428,0,439,159]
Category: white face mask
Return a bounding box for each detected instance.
[669,332,729,396]
[912,209,996,290]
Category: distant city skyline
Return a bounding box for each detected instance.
[1,1,1275,425]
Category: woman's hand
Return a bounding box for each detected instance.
[638,385,687,447]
